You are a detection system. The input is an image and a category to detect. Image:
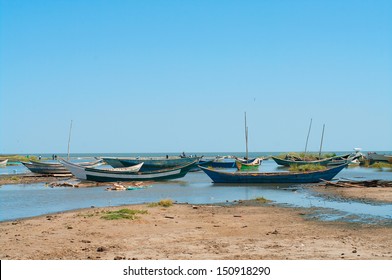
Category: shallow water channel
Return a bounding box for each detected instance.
[1,160,391,223]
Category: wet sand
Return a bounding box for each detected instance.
[1,201,391,260]
[310,183,392,203]
[1,174,391,260]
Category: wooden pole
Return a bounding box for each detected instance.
[304,118,312,160]
[318,124,325,159]
[245,112,248,160]
[67,120,73,160]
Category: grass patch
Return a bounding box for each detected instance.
[370,162,392,170]
[0,155,38,162]
[255,196,271,203]
[101,208,148,220]
[289,164,327,172]
[277,152,336,160]
[148,199,174,208]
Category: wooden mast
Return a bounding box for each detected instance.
[304,118,312,160]
[245,112,248,160]
[318,124,325,159]
[67,120,73,161]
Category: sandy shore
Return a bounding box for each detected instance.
[1,175,391,260]
[1,201,391,260]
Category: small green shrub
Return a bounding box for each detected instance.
[289,164,327,172]
[277,152,336,160]
[255,197,271,203]
[148,199,174,208]
[370,162,392,170]
[101,208,148,220]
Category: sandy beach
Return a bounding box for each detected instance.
[1,197,391,260]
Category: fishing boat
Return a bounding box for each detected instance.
[327,153,362,166]
[198,157,236,169]
[0,159,8,167]
[21,159,103,175]
[102,156,200,171]
[199,163,347,184]
[235,158,262,170]
[367,152,392,163]
[59,159,198,182]
[271,156,334,166]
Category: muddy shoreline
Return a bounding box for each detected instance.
[1,174,392,260]
[1,202,391,260]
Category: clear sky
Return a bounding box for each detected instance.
[1,0,391,154]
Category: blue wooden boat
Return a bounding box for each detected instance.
[102,156,200,171]
[60,159,198,182]
[199,163,347,184]
[198,157,236,168]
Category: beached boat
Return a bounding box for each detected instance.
[198,157,236,169]
[271,156,334,166]
[21,161,73,175]
[102,156,200,171]
[235,157,262,170]
[367,152,392,163]
[21,159,103,175]
[327,153,362,166]
[59,159,198,182]
[199,163,347,184]
[271,153,359,167]
[0,159,8,167]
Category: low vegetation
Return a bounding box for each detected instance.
[277,152,336,160]
[255,196,271,203]
[101,208,148,220]
[289,164,327,172]
[148,199,174,207]
[370,162,392,170]
[0,155,38,162]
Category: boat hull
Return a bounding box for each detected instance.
[272,156,333,166]
[235,158,262,170]
[60,159,198,182]
[198,160,236,169]
[102,156,200,171]
[0,159,8,167]
[199,164,347,184]
[367,153,392,162]
[21,159,103,175]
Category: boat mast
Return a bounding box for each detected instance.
[67,120,73,160]
[245,112,248,160]
[304,118,312,160]
[318,124,325,159]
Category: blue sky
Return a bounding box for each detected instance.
[1,0,391,154]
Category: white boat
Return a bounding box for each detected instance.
[0,159,8,167]
[59,159,197,182]
[21,159,103,175]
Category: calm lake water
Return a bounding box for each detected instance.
[1,152,391,223]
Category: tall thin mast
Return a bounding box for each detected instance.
[304,118,312,160]
[67,120,73,160]
[245,112,248,160]
[318,124,325,159]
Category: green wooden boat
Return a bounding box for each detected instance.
[235,158,262,170]
[272,153,353,167]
